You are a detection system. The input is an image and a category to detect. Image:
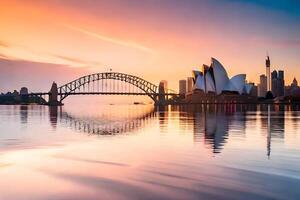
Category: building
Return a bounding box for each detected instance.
[192,58,252,95]
[278,70,285,96]
[248,82,258,97]
[179,80,187,95]
[286,78,300,97]
[266,56,271,92]
[20,87,29,95]
[271,70,278,96]
[160,80,168,93]
[271,70,285,97]
[187,77,194,93]
[258,75,267,97]
[20,87,29,102]
[292,78,298,88]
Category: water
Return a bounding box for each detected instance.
[0,103,300,200]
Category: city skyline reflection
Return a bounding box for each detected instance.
[30,103,298,156]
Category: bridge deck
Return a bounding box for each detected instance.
[60,92,178,96]
[24,92,179,96]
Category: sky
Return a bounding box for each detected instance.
[0,0,299,93]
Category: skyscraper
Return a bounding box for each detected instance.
[187,77,194,93]
[259,74,267,97]
[271,70,285,97]
[179,80,187,95]
[271,70,278,80]
[266,56,271,92]
[271,70,278,96]
[278,70,285,96]
[278,70,284,80]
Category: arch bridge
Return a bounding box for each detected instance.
[37,72,179,105]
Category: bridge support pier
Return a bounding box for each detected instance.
[155,82,167,105]
[48,82,63,106]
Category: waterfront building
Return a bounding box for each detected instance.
[187,77,194,93]
[20,87,29,102]
[271,70,285,97]
[286,78,300,97]
[20,87,29,95]
[248,82,258,97]
[192,58,252,95]
[12,90,19,96]
[291,78,298,88]
[258,75,267,97]
[179,80,187,95]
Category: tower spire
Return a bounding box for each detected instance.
[266,54,271,92]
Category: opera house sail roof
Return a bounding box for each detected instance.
[194,58,252,95]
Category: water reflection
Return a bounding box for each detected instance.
[258,105,285,158]
[51,104,298,156]
[20,105,28,124]
[172,104,291,156]
[173,105,247,154]
[49,106,59,128]
[1,104,300,199]
[203,112,229,154]
[12,104,300,157]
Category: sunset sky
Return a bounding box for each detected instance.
[0,0,299,92]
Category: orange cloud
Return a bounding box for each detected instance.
[0,40,9,48]
[64,24,155,54]
[52,54,103,68]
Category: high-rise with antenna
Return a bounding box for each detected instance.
[266,55,271,92]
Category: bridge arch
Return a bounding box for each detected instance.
[57,72,159,102]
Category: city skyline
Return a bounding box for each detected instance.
[0,0,299,92]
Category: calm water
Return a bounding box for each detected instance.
[0,103,300,200]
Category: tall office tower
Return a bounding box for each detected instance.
[259,74,267,97]
[271,70,278,80]
[187,77,194,93]
[266,56,271,92]
[271,70,285,97]
[278,70,285,96]
[271,70,278,96]
[278,70,284,80]
[179,80,187,95]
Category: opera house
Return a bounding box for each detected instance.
[186,58,256,103]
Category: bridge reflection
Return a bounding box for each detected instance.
[49,106,156,135]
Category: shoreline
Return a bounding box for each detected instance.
[1,101,300,106]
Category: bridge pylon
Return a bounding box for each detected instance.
[48,82,63,106]
[155,82,167,105]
